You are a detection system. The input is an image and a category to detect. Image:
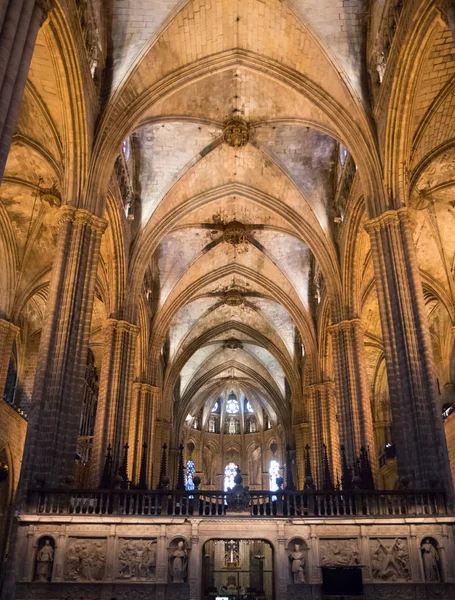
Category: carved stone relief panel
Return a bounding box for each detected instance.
[370,538,411,582]
[64,538,106,581]
[117,538,157,580]
[319,539,360,566]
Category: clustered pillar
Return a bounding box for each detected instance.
[129,381,159,488]
[328,318,377,475]
[365,208,452,489]
[0,318,19,398]
[90,319,139,487]
[20,206,107,490]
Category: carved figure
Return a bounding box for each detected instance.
[288,543,306,584]
[421,539,440,582]
[249,418,256,433]
[376,51,386,83]
[370,539,410,582]
[320,540,360,567]
[118,539,157,580]
[171,541,188,583]
[35,539,54,582]
[228,417,237,434]
[64,539,106,581]
[249,446,262,484]
[208,415,216,433]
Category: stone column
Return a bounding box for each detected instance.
[129,381,158,487]
[365,208,452,489]
[0,318,19,398]
[328,319,376,473]
[293,422,310,488]
[90,319,139,486]
[309,382,340,484]
[0,0,51,181]
[20,206,107,490]
[189,522,201,600]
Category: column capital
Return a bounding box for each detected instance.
[327,317,363,335]
[364,206,409,233]
[132,381,159,393]
[309,380,336,393]
[58,206,108,234]
[104,318,140,335]
[35,0,55,22]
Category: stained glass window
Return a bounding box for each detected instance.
[211,401,219,413]
[224,462,238,491]
[185,460,195,491]
[246,400,254,413]
[226,394,239,414]
[269,459,280,492]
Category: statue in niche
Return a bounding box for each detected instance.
[288,543,306,584]
[208,415,216,433]
[370,539,410,581]
[421,538,441,582]
[202,445,214,485]
[228,417,237,434]
[320,540,360,567]
[249,418,256,433]
[170,541,188,583]
[118,539,157,580]
[35,539,54,582]
[249,446,262,484]
[64,539,106,581]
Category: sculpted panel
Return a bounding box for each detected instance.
[118,538,157,580]
[64,538,106,581]
[319,539,360,566]
[370,538,411,582]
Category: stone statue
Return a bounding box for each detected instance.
[170,541,188,583]
[35,539,54,582]
[250,418,256,433]
[370,539,411,582]
[421,539,440,582]
[289,543,305,584]
[228,417,236,434]
[208,415,216,433]
[376,51,386,83]
[249,446,261,484]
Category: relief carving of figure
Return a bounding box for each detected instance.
[421,539,441,582]
[320,540,360,567]
[64,539,106,581]
[288,543,306,584]
[170,541,188,583]
[370,539,411,582]
[208,415,216,433]
[118,539,157,580]
[35,539,54,582]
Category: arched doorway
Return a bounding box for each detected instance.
[202,539,274,599]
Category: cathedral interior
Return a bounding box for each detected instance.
[1,0,455,598]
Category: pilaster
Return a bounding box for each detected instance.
[20,206,107,490]
[90,318,139,486]
[328,318,376,474]
[129,381,159,487]
[293,422,310,488]
[365,208,452,489]
[309,381,340,484]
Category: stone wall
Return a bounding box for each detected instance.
[12,516,455,600]
[0,401,27,495]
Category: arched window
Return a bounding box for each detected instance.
[211,400,219,412]
[185,460,195,491]
[246,400,254,413]
[226,393,239,414]
[269,459,280,492]
[224,462,238,491]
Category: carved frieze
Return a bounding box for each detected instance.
[64,538,106,581]
[319,539,360,567]
[117,538,157,580]
[370,538,411,582]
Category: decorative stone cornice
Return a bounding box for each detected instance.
[364,206,410,234]
[133,381,160,394]
[58,205,108,234]
[309,381,335,393]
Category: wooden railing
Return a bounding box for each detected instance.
[25,488,451,518]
